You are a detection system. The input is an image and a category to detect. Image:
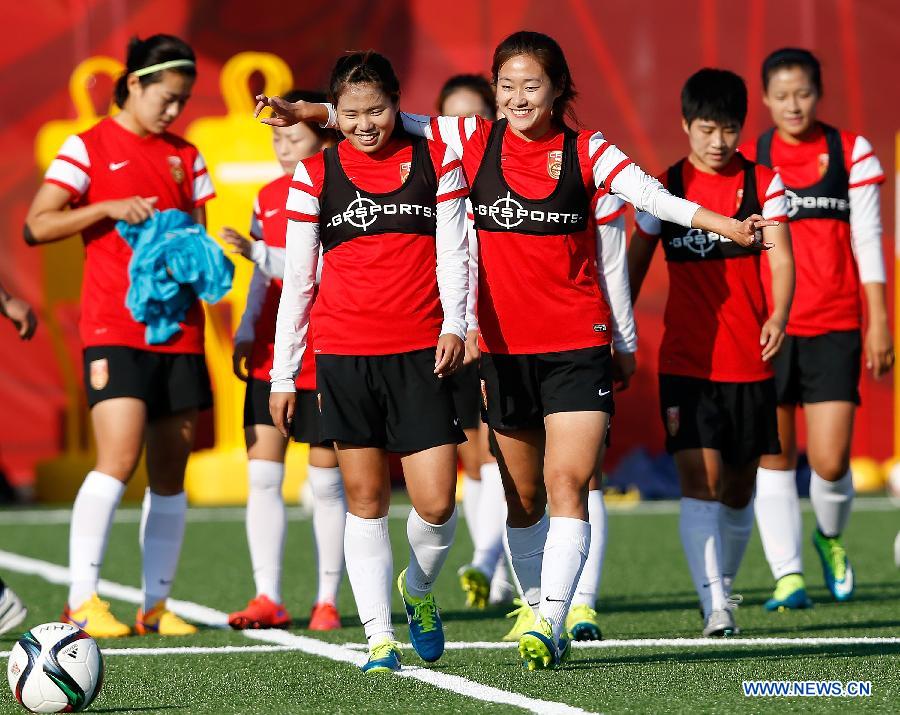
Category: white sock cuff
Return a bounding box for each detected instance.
[546,517,590,555]
[83,471,126,500]
[681,497,721,521]
[248,459,285,489]
[507,513,549,557]
[463,474,481,487]
[409,507,458,533]
[345,513,389,539]
[811,469,854,495]
[756,467,797,494]
[480,461,501,480]
[306,465,343,499]
[144,489,187,514]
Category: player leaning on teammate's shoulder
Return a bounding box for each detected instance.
[267,52,470,674]
[434,74,517,612]
[629,69,794,637]
[221,90,346,632]
[741,48,893,610]
[258,30,775,671]
[24,34,215,638]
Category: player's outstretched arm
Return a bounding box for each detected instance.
[760,222,794,362]
[254,95,330,127]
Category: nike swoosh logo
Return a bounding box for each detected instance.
[159,579,173,586]
[264,209,279,218]
[545,597,567,603]
[109,160,129,171]
[90,562,102,568]
[70,617,88,628]
[598,389,611,397]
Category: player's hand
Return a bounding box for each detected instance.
[1,296,37,340]
[612,350,636,391]
[434,334,465,377]
[254,94,308,126]
[220,227,254,260]
[865,318,894,378]
[105,196,158,224]
[463,329,480,365]
[269,391,296,437]
[232,341,252,381]
[760,314,787,362]
[727,214,778,250]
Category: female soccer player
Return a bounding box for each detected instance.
[268,52,469,673]
[25,34,214,638]
[258,31,772,670]
[223,90,344,631]
[742,48,891,609]
[629,69,793,636]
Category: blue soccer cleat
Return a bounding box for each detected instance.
[361,637,402,673]
[397,568,445,663]
[813,530,855,602]
[764,573,813,611]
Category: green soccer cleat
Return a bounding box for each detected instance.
[518,615,570,671]
[502,598,536,642]
[812,530,855,601]
[457,565,490,609]
[566,603,603,641]
[361,637,402,673]
[764,573,813,611]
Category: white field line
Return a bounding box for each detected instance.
[0,496,896,526]
[0,644,299,658]
[0,549,596,715]
[344,637,900,650]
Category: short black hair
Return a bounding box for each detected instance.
[761,47,822,95]
[436,74,494,114]
[681,68,747,127]
[114,34,196,108]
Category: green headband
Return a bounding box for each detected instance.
[132,59,195,78]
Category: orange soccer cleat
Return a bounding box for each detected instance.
[228,595,292,630]
[308,601,341,631]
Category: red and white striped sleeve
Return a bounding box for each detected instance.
[401,113,482,162]
[848,135,885,189]
[285,157,322,223]
[249,195,263,240]
[760,170,788,221]
[433,143,469,341]
[593,190,626,225]
[191,151,215,206]
[434,143,468,203]
[44,135,90,199]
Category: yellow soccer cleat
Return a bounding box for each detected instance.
[457,565,490,609]
[135,601,198,636]
[502,598,536,642]
[62,594,131,638]
[518,615,571,671]
[566,603,603,641]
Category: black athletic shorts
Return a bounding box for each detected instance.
[243,378,328,446]
[447,361,482,431]
[658,374,780,466]
[772,330,861,406]
[83,345,212,421]
[315,348,466,452]
[479,345,614,431]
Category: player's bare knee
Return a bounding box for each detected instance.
[809,456,850,481]
[415,501,456,525]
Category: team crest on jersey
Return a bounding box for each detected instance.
[666,406,680,436]
[817,152,830,178]
[399,162,411,184]
[547,150,563,179]
[89,358,109,391]
[167,156,185,184]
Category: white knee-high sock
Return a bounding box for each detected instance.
[754,467,803,579]
[719,501,754,595]
[472,462,506,577]
[679,498,726,619]
[462,475,481,545]
[572,490,607,607]
[246,460,286,602]
[344,513,394,645]
[810,469,854,538]
[539,517,591,641]
[306,465,346,605]
[405,508,458,598]
[69,471,126,610]
[140,489,188,612]
[506,513,549,611]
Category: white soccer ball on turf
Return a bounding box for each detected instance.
[7,622,103,713]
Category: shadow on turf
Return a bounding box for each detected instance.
[92,707,187,712]
[563,643,900,670]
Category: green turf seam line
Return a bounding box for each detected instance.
[0,549,598,715]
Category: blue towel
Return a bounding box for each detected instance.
[117,209,234,345]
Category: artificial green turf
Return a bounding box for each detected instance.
[0,503,897,713]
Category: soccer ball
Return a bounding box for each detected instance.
[7,622,103,713]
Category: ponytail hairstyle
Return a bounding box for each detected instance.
[114,34,197,108]
[761,47,823,96]
[328,51,401,106]
[491,31,577,128]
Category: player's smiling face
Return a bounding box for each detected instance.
[336,83,398,154]
[495,54,561,140]
[683,118,741,173]
[763,66,819,140]
[126,70,194,135]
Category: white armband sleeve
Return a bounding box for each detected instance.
[596,215,637,352]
